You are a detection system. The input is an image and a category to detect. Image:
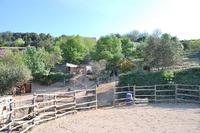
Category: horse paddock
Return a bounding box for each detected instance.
[31,103,200,133]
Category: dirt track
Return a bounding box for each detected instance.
[31,103,200,133]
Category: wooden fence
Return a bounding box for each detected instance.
[0,89,97,133]
[114,84,200,105]
[1,84,200,132]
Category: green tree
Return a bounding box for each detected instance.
[24,47,59,77]
[93,35,123,70]
[133,42,148,58]
[14,38,25,46]
[144,34,183,69]
[0,49,25,67]
[0,50,32,95]
[81,37,96,62]
[121,38,134,59]
[59,36,87,64]
[0,64,32,95]
[188,39,200,51]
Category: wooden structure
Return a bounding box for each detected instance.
[66,63,92,75]
[1,84,200,132]
[0,88,97,133]
[66,63,78,74]
[113,84,200,106]
[12,81,32,96]
[18,81,32,94]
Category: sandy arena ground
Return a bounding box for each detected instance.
[31,103,200,133]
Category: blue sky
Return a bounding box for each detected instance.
[0,0,200,39]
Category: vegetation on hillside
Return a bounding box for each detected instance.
[0,29,200,94]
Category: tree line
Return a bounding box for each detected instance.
[0,30,200,94]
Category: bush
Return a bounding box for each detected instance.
[174,68,200,85]
[118,71,167,86]
[38,72,73,85]
[119,59,134,73]
[118,68,200,86]
[0,64,32,95]
[161,70,175,83]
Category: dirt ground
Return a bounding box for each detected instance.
[30,103,200,133]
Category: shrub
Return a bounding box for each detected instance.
[118,68,200,86]
[118,71,166,86]
[38,72,73,85]
[161,70,175,83]
[0,64,32,95]
[119,59,134,73]
[174,68,200,85]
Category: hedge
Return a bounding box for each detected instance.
[118,68,200,86]
[35,72,73,85]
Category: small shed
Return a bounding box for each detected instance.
[66,63,78,74]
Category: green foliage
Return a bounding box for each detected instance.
[121,38,134,58]
[24,47,60,77]
[24,48,48,76]
[188,39,200,51]
[144,34,183,69]
[0,32,54,47]
[51,46,63,64]
[119,68,200,86]
[161,70,175,83]
[14,38,25,46]
[118,71,166,86]
[37,72,70,85]
[0,64,32,95]
[0,49,25,67]
[133,42,147,58]
[0,49,32,94]
[119,58,134,73]
[58,36,87,64]
[174,68,200,85]
[93,35,123,69]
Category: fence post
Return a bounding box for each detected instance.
[74,90,77,110]
[175,84,178,103]
[113,81,116,107]
[54,94,57,118]
[7,97,13,133]
[32,93,36,125]
[199,86,200,103]
[154,85,157,103]
[95,85,98,109]
[133,85,136,104]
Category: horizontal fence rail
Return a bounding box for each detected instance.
[1,84,200,132]
[114,84,200,106]
[0,88,97,133]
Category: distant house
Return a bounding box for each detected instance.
[66,63,92,75]
[66,63,78,74]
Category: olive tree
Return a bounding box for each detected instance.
[0,50,32,95]
[144,34,183,70]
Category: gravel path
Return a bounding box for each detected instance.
[31,103,200,133]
